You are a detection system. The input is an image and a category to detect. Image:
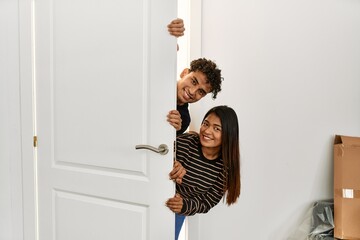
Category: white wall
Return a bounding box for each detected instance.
[189,0,360,239]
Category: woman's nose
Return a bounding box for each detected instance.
[203,126,212,134]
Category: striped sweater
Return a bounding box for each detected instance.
[175,133,225,216]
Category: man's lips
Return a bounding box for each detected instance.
[183,89,192,101]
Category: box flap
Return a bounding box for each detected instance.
[334,135,360,146]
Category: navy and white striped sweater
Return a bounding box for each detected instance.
[175,133,225,216]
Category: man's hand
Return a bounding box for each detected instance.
[166,193,183,213]
[167,18,185,37]
[167,110,182,131]
[169,160,186,184]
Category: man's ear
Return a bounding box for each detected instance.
[180,68,190,78]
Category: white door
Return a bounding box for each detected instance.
[34,0,177,239]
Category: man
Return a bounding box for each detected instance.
[167,19,223,134]
[167,58,223,134]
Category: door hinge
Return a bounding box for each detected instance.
[33,136,38,147]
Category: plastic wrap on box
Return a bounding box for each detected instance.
[289,200,336,240]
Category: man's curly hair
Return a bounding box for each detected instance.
[190,58,223,99]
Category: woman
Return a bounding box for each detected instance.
[166,105,241,239]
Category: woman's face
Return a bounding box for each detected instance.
[199,113,222,149]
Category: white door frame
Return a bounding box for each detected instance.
[19,0,38,239]
[177,0,203,239]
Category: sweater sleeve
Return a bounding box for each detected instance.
[176,104,191,135]
[180,177,224,216]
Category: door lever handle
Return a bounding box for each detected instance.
[135,144,169,155]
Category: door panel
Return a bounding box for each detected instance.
[54,190,146,240]
[35,0,177,239]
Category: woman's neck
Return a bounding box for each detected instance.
[201,146,220,160]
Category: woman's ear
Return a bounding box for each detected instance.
[180,68,190,78]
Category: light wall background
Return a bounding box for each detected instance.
[186,0,360,239]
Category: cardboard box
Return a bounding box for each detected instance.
[334,135,360,239]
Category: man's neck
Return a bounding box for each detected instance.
[177,102,186,106]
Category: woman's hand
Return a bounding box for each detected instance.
[167,110,182,131]
[166,193,183,213]
[169,160,186,184]
[167,18,185,37]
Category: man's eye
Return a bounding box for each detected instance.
[199,90,205,96]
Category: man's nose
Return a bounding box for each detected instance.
[188,88,195,97]
[189,87,198,96]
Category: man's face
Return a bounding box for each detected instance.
[177,70,212,105]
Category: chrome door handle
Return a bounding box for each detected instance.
[135,144,169,155]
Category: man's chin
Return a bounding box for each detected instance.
[178,99,190,105]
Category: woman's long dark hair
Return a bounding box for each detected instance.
[202,105,241,205]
